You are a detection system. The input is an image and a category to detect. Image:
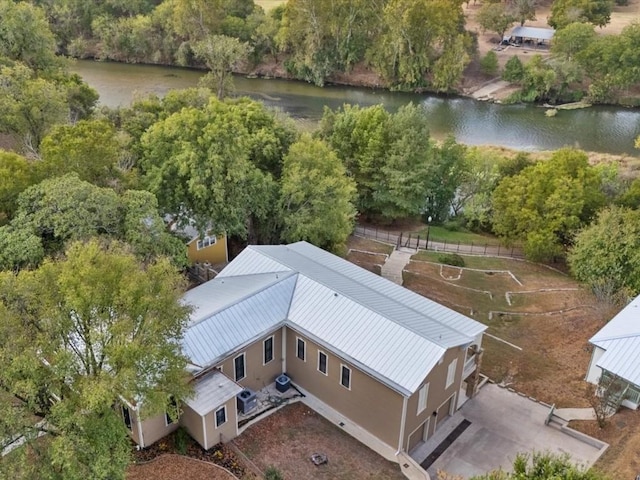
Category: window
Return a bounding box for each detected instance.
[196,235,217,250]
[234,353,246,381]
[417,384,429,414]
[263,336,274,365]
[296,338,306,361]
[165,396,178,425]
[446,359,458,389]
[122,406,132,430]
[318,351,328,375]
[215,406,227,428]
[340,365,351,390]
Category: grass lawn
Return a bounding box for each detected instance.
[415,225,504,246]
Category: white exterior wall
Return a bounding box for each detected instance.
[585,346,606,384]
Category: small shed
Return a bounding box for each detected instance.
[503,26,555,48]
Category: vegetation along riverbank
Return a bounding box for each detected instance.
[24,0,640,107]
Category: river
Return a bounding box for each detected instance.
[72,60,640,156]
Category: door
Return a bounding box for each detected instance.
[436,394,454,429]
[407,418,430,453]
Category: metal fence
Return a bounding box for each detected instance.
[353,224,525,259]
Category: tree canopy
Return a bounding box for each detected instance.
[491,148,605,261]
[0,239,191,479]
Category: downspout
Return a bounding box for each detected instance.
[281,326,287,374]
[202,414,208,450]
[135,407,145,449]
[396,395,408,454]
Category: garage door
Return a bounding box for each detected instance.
[408,419,429,452]
[436,395,454,429]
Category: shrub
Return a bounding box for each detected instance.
[265,466,284,480]
[438,253,465,267]
[174,427,189,455]
[502,56,524,83]
[480,51,499,76]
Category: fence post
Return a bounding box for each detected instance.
[484,243,487,255]
[397,232,402,250]
[387,230,390,242]
[407,233,411,248]
[417,235,421,250]
[497,244,500,256]
[511,246,514,257]
[471,242,474,254]
[375,226,378,241]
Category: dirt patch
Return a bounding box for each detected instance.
[233,402,405,480]
[128,455,238,480]
[348,235,394,255]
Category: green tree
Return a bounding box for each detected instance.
[0,64,69,152]
[491,148,605,261]
[480,51,499,76]
[139,98,281,242]
[39,119,121,186]
[0,0,62,72]
[549,0,613,29]
[432,34,471,92]
[511,0,537,26]
[192,34,252,99]
[552,22,596,61]
[568,206,640,297]
[470,451,609,479]
[477,3,516,42]
[0,239,190,479]
[502,56,525,82]
[0,150,38,222]
[280,134,356,251]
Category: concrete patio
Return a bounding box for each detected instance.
[411,383,608,479]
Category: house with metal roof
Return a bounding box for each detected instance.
[124,241,487,463]
[586,295,640,410]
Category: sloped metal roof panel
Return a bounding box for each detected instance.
[289,275,446,395]
[591,295,640,345]
[254,243,486,347]
[509,26,555,41]
[183,272,294,326]
[186,371,242,416]
[183,275,296,368]
[216,248,291,278]
[596,337,640,387]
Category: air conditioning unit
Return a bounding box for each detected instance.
[275,374,291,393]
[237,388,257,414]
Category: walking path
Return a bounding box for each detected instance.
[381,248,413,285]
[554,408,597,422]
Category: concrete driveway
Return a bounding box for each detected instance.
[417,384,607,479]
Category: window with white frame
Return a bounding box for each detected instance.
[296,338,306,361]
[318,351,328,375]
[196,235,217,250]
[215,406,227,428]
[263,336,274,365]
[234,353,246,381]
[417,383,429,414]
[340,364,351,389]
[446,359,457,389]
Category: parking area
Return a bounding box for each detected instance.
[416,384,608,478]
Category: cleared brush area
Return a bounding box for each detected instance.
[345,236,392,275]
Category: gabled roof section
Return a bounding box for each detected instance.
[252,242,485,347]
[183,274,296,368]
[591,295,640,387]
[289,275,446,395]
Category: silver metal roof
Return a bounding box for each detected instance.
[182,274,296,368]
[591,295,640,387]
[186,371,242,416]
[508,26,555,41]
[181,242,486,396]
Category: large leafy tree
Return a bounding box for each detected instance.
[491,148,605,261]
[0,150,38,222]
[0,239,191,480]
[568,206,640,298]
[280,134,356,252]
[0,174,186,270]
[477,3,516,42]
[140,97,286,242]
[548,0,613,29]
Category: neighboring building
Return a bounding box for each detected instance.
[503,26,555,48]
[125,241,486,459]
[168,219,228,265]
[586,295,640,410]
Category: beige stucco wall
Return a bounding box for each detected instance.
[135,411,179,447]
[284,327,404,448]
[402,346,466,450]
[180,397,238,450]
[187,236,228,265]
[216,329,283,391]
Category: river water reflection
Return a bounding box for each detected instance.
[72,60,640,156]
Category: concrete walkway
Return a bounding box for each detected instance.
[554,407,597,422]
[381,248,413,285]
